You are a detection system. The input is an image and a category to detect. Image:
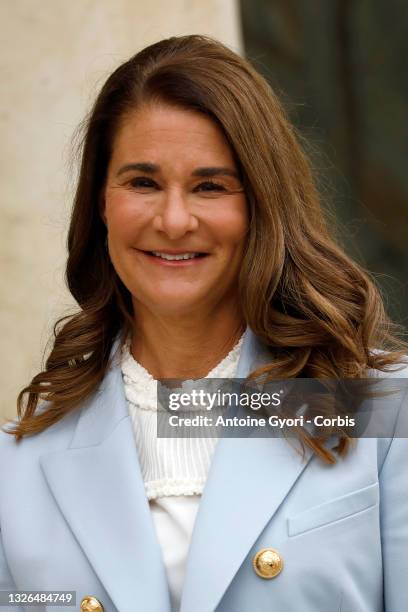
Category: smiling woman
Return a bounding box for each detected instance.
[1,34,408,612]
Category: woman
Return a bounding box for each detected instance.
[1,34,407,612]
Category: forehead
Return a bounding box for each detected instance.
[110,102,236,166]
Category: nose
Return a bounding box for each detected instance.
[152,188,198,239]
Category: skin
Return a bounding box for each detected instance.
[101,102,249,379]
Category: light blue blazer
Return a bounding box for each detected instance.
[0,328,407,611]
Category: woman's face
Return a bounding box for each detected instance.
[102,102,248,318]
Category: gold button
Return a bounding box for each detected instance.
[253,547,283,579]
[80,596,104,612]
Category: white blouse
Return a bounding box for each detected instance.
[121,334,244,611]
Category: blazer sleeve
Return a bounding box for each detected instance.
[380,393,408,611]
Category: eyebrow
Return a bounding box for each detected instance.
[116,162,240,179]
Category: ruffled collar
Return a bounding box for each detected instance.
[121,332,244,411]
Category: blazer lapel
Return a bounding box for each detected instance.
[40,336,171,612]
[180,329,316,612]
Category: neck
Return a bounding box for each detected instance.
[129,303,246,379]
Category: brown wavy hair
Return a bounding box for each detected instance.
[5,34,407,461]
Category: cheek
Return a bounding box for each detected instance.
[105,192,148,242]
[212,200,248,246]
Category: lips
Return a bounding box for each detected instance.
[142,249,208,255]
[137,249,209,266]
[150,251,206,261]
[139,249,209,257]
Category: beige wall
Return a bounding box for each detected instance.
[0,1,242,421]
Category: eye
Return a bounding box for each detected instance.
[129,177,158,190]
[194,181,226,193]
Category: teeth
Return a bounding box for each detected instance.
[151,251,201,261]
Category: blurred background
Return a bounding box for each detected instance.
[1,1,406,420]
[240,0,408,324]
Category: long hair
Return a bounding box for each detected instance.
[6,34,407,461]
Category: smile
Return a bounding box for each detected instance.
[151,251,204,261]
[138,250,209,266]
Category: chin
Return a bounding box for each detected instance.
[149,294,206,315]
